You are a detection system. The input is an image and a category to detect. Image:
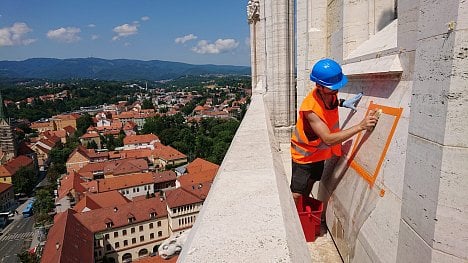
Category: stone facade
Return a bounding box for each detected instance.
[95,218,170,262]
[248,0,296,143]
[251,0,467,262]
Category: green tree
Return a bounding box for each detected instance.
[12,167,37,195]
[142,99,154,109]
[33,189,55,225]
[76,113,93,136]
[17,251,40,263]
[87,140,98,149]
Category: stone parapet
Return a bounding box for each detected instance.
[178,93,311,262]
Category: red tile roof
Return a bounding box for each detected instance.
[152,143,187,161]
[77,158,148,178]
[73,191,130,212]
[123,120,137,130]
[80,131,100,139]
[107,158,148,176]
[0,155,34,178]
[53,113,80,120]
[66,145,91,163]
[31,121,53,128]
[132,255,178,263]
[124,134,159,145]
[178,158,219,187]
[58,171,87,199]
[0,182,13,194]
[40,209,94,263]
[74,197,168,233]
[95,171,175,193]
[165,187,202,208]
[182,181,212,201]
[63,125,77,134]
[186,158,219,174]
[118,148,153,159]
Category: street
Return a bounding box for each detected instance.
[0,198,36,263]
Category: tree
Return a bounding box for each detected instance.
[87,140,98,149]
[76,113,93,136]
[142,99,154,109]
[12,167,37,195]
[17,251,40,263]
[34,189,55,225]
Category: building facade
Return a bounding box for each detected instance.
[249,0,467,262]
[0,183,14,212]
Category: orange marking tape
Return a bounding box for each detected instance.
[347,101,403,187]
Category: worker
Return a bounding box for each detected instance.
[290,58,377,204]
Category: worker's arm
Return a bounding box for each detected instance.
[306,111,377,146]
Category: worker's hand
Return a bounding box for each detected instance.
[342,92,363,111]
[359,110,378,131]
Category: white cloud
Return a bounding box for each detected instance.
[112,23,138,41]
[0,22,36,47]
[141,16,150,21]
[47,27,81,43]
[88,23,96,28]
[124,42,131,47]
[91,35,99,40]
[192,39,239,54]
[175,34,197,44]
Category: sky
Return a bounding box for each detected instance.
[0,0,251,66]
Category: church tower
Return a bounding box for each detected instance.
[0,93,17,163]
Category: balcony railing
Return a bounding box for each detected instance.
[178,92,311,262]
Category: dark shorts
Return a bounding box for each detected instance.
[290,161,325,195]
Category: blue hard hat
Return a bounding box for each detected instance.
[310,58,348,90]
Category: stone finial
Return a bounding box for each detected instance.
[247,0,260,24]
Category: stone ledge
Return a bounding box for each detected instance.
[178,93,311,262]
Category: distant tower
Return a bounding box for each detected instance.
[0,93,17,163]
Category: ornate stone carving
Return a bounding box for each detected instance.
[247,0,260,24]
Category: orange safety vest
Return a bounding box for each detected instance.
[291,88,342,164]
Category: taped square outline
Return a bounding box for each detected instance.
[347,101,403,187]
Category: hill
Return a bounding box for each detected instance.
[0,58,250,81]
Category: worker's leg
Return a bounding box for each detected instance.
[290,161,312,205]
[303,161,325,199]
[305,178,317,198]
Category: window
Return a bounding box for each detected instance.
[157,221,161,227]
[150,212,156,219]
[122,230,127,236]
[132,238,136,244]
[139,225,143,232]
[158,231,162,237]
[114,232,118,238]
[105,234,110,240]
[172,208,177,213]
[106,222,113,229]
[106,244,111,251]
[150,233,154,239]
[124,240,128,246]
[115,242,120,248]
[140,236,144,242]
[149,223,154,229]
[131,227,135,234]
